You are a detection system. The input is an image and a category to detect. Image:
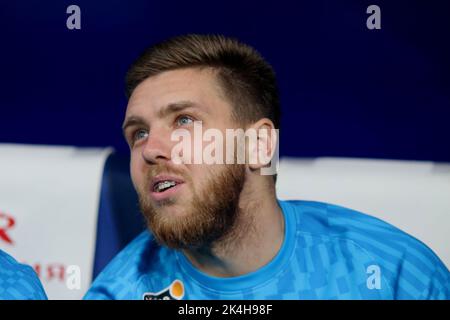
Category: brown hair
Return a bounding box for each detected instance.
[125,34,281,129]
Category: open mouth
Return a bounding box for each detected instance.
[153,180,179,193]
[150,175,185,200]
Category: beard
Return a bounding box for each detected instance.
[137,163,246,250]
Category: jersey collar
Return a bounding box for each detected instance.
[175,200,297,293]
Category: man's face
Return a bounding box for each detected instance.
[123,68,246,249]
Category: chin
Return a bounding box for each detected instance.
[155,201,191,218]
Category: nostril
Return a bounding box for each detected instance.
[142,148,170,165]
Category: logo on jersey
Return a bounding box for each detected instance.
[143,279,184,300]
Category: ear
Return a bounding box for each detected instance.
[247,118,278,171]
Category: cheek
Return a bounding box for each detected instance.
[129,153,143,191]
[188,164,218,187]
[181,164,202,190]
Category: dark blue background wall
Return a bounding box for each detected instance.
[1,0,449,161]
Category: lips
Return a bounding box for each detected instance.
[150,175,185,201]
[154,180,177,192]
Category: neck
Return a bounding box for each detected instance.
[181,176,284,278]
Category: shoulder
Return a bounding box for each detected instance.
[84,230,167,300]
[0,250,47,300]
[282,200,450,299]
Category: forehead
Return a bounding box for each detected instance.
[126,67,231,117]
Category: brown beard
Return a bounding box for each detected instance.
[138,164,246,250]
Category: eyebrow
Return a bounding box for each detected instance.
[121,100,205,136]
[122,116,147,136]
[157,100,203,118]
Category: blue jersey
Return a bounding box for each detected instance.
[0,249,47,300]
[85,200,449,300]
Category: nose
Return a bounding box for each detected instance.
[141,128,172,165]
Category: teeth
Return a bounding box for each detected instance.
[154,180,176,192]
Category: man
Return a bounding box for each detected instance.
[85,34,449,300]
[0,249,47,299]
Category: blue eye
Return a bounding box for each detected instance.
[177,115,194,126]
[133,129,148,142]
